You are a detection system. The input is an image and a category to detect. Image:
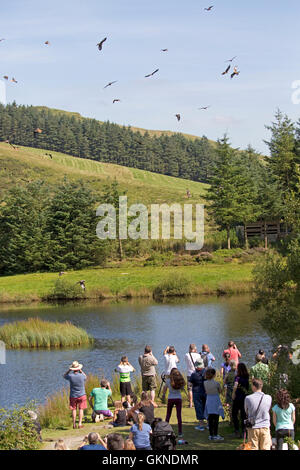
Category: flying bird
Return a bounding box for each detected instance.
[3,76,8,80]
[226,56,237,63]
[11,77,18,83]
[222,65,231,75]
[204,6,214,11]
[104,81,117,89]
[44,41,50,45]
[198,105,211,110]
[113,99,121,104]
[161,49,168,52]
[175,114,181,122]
[145,69,159,78]
[231,67,240,79]
[97,37,107,51]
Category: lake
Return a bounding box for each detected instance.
[0,295,272,409]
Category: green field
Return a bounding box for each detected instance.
[0,263,254,303]
[0,142,208,206]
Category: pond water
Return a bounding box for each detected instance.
[0,295,272,409]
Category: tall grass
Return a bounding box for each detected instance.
[153,273,193,298]
[0,318,93,349]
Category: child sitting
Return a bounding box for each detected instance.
[112,401,128,427]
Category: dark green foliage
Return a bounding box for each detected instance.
[0,403,41,450]
[251,240,300,344]
[0,103,219,183]
[0,178,108,274]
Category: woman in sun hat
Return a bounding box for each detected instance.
[63,361,87,429]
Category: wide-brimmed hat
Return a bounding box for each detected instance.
[69,361,83,371]
[195,359,205,369]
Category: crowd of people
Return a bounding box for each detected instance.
[53,341,297,451]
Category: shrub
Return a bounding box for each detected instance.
[153,273,193,298]
[0,403,41,450]
[45,278,86,301]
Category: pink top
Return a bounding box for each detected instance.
[223,347,242,364]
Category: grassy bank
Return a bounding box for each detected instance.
[0,263,254,304]
[0,318,93,349]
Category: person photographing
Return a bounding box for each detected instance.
[161,346,179,403]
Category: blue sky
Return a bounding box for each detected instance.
[1,0,300,154]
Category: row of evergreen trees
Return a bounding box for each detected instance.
[208,110,300,249]
[0,102,220,183]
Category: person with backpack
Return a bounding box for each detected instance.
[201,344,215,368]
[150,418,177,451]
[231,363,250,437]
[189,359,207,431]
[244,378,272,450]
[165,368,186,438]
[185,344,202,408]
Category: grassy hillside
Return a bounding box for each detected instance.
[0,142,208,206]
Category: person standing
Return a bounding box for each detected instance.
[244,378,272,450]
[184,344,201,408]
[165,368,186,438]
[115,356,135,404]
[139,345,158,402]
[272,389,296,450]
[89,379,113,422]
[189,359,207,431]
[201,344,215,368]
[250,354,269,387]
[231,363,250,438]
[204,369,225,441]
[63,361,87,429]
[220,353,231,382]
[223,341,242,365]
[161,346,179,403]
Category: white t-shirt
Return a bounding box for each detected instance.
[185,352,201,377]
[164,354,179,375]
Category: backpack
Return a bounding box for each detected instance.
[201,352,208,368]
[150,421,177,450]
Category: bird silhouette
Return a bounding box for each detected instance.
[113,99,121,104]
[231,67,240,79]
[145,69,159,78]
[226,56,237,63]
[204,6,214,11]
[161,49,168,52]
[175,114,181,122]
[11,78,18,83]
[198,105,211,110]
[97,37,107,51]
[104,81,117,89]
[3,76,8,80]
[45,41,51,46]
[222,65,231,75]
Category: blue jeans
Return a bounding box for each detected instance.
[193,392,206,421]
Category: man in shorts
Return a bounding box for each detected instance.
[138,345,158,402]
[89,379,113,422]
[63,361,87,429]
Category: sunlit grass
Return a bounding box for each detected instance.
[0,317,93,349]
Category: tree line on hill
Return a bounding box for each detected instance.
[0,102,255,184]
